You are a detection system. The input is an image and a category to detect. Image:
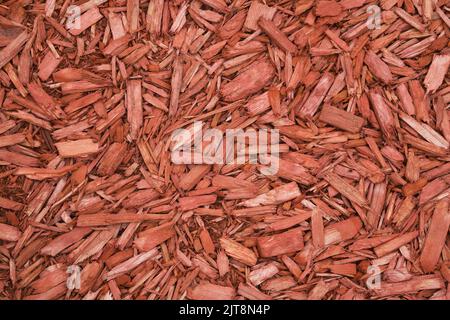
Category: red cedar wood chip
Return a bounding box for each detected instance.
[0,0,448,301]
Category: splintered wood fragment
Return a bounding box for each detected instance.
[419,178,447,205]
[65,92,102,114]
[179,165,211,191]
[245,1,276,30]
[127,0,140,33]
[374,231,419,257]
[373,275,444,297]
[367,182,387,228]
[78,0,108,12]
[0,23,24,47]
[232,206,277,217]
[403,134,447,156]
[103,35,131,55]
[423,0,433,20]
[393,7,426,32]
[311,208,325,248]
[368,89,395,139]
[104,249,158,281]
[219,11,246,40]
[0,31,28,69]
[0,196,23,211]
[270,159,316,186]
[7,110,51,130]
[134,222,175,251]
[28,81,65,119]
[0,120,16,135]
[319,105,364,133]
[400,113,448,149]
[323,217,362,246]
[38,51,62,81]
[55,139,99,158]
[298,72,334,118]
[0,223,22,241]
[396,83,415,115]
[108,11,125,39]
[308,280,334,300]
[240,182,301,207]
[179,195,217,211]
[216,250,230,277]
[96,103,125,132]
[260,275,297,291]
[212,175,255,190]
[126,80,143,140]
[403,177,428,196]
[73,227,119,264]
[0,149,40,167]
[198,0,229,13]
[199,228,215,254]
[249,263,279,286]
[420,199,449,273]
[238,283,272,300]
[68,7,103,36]
[169,55,183,115]
[189,283,235,300]
[77,213,172,227]
[221,58,275,102]
[220,238,257,266]
[392,197,416,227]
[0,133,26,148]
[147,0,164,35]
[23,284,67,300]
[436,6,450,28]
[268,87,281,116]
[278,126,315,141]
[143,93,169,112]
[316,1,343,16]
[324,172,368,207]
[61,80,111,94]
[41,228,92,256]
[349,234,396,251]
[14,166,78,180]
[52,67,98,82]
[364,50,393,84]
[257,227,304,257]
[423,54,450,94]
[258,18,297,53]
[325,29,350,52]
[295,0,314,14]
[123,189,160,208]
[295,217,362,265]
[281,255,302,280]
[266,211,312,232]
[97,143,127,176]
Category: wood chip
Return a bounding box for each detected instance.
[257,227,304,257]
[220,238,257,266]
[54,139,99,158]
[319,105,364,133]
[420,199,449,273]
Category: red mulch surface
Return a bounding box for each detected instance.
[0,0,449,300]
